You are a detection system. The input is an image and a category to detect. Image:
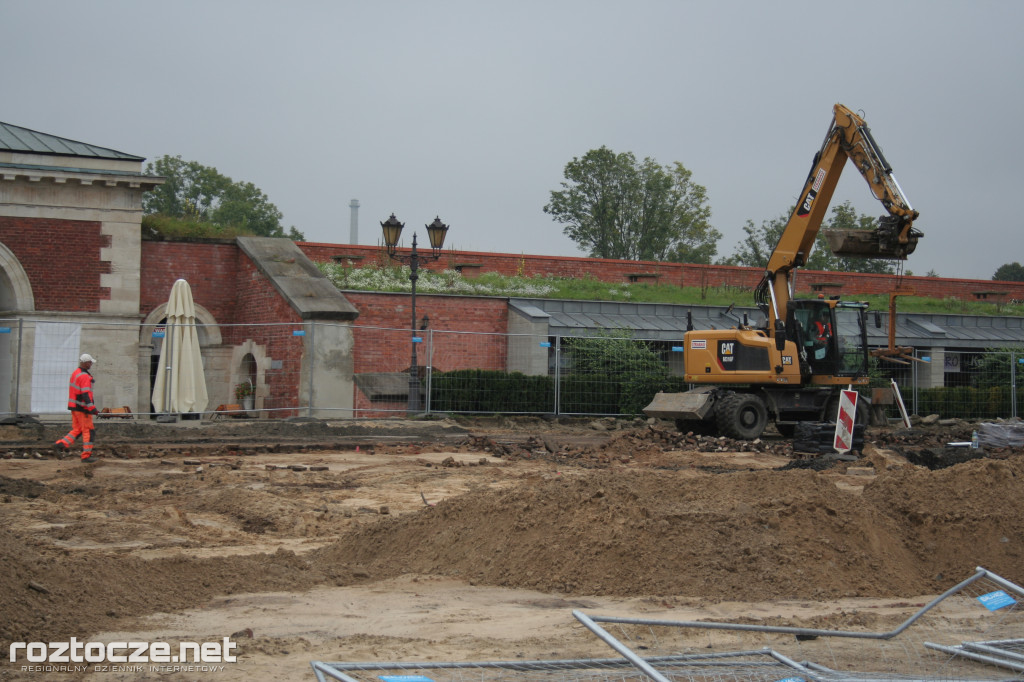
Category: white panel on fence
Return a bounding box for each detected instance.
[31,322,81,413]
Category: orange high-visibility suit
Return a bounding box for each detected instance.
[56,366,97,459]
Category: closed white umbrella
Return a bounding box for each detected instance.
[152,279,208,414]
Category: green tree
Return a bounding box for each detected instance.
[719,215,786,267]
[993,262,1024,282]
[143,155,228,221]
[564,330,673,415]
[721,201,896,274]
[544,147,720,263]
[144,155,303,240]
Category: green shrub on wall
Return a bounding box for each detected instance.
[430,370,554,413]
[429,367,688,416]
[914,385,1016,419]
[559,374,621,415]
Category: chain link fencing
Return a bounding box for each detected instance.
[0,317,1019,422]
[871,349,1023,422]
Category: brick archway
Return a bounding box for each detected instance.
[0,241,35,313]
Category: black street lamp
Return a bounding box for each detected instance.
[380,214,449,412]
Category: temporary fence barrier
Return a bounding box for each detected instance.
[873,349,1024,422]
[0,317,1021,422]
[572,566,1024,681]
[311,567,1023,682]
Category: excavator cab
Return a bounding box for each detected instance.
[788,299,869,380]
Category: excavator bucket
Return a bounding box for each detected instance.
[825,225,920,260]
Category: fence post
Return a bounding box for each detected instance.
[1013,350,1018,419]
[911,349,919,417]
[424,328,433,414]
[554,335,561,415]
[307,321,315,419]
[14,319,22,417]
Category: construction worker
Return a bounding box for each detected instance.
[813,314,832,344]
[812,309,832,361]
[54,353,99,462]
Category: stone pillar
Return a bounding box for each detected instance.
[508,304,550,376]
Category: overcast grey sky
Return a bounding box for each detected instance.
[3,0,1022,280]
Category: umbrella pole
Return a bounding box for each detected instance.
[157,322,177,422]
[166,322,174,413]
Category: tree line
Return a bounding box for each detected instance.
[143,155,303,241]
[545,146,905,275]
[144,149,1021,280]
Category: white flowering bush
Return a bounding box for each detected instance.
[317,262,556,297]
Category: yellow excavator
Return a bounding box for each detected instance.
[644,103,922,439]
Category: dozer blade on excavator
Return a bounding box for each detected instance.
[642,388,715,421]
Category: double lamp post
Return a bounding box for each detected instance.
[380,213,449,412]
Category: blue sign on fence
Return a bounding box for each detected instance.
[671,346,684,352]
[412,336,422,343]
[539,341,551,347]
[0,327,10,333]
[293,330,306,336]
[978,590,1016,611]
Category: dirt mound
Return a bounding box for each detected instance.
[3,420,1023,665]
[0,527,329,651]
[313,460,1024,600]
[862,456,1024,580]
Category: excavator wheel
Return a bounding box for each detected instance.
[715,392,768,441]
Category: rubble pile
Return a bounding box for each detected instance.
[463,417,1022,473]
[463,425,798,469]
[873,420,1019,469]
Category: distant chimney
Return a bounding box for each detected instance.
[349,199,360,244]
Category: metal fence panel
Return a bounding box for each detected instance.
[873,350,1022,422]
[1,316,1021,422]
[573,567,1024,681]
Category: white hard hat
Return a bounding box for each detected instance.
[80,353,96,363]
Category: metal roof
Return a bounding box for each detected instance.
[0,121,143,161]
[509,298,1024,351]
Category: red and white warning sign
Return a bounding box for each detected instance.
[833,389,859,454]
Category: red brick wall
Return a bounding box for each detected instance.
[345,292,508,413]
[300,241,1024,302]
[141,241,306,417]
[141,241,240,322]
[230,256,305,415]
[0,217,109,311]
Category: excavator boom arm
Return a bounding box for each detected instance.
[757,104,921,325]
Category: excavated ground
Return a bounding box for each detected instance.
[0,415,1021,680]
